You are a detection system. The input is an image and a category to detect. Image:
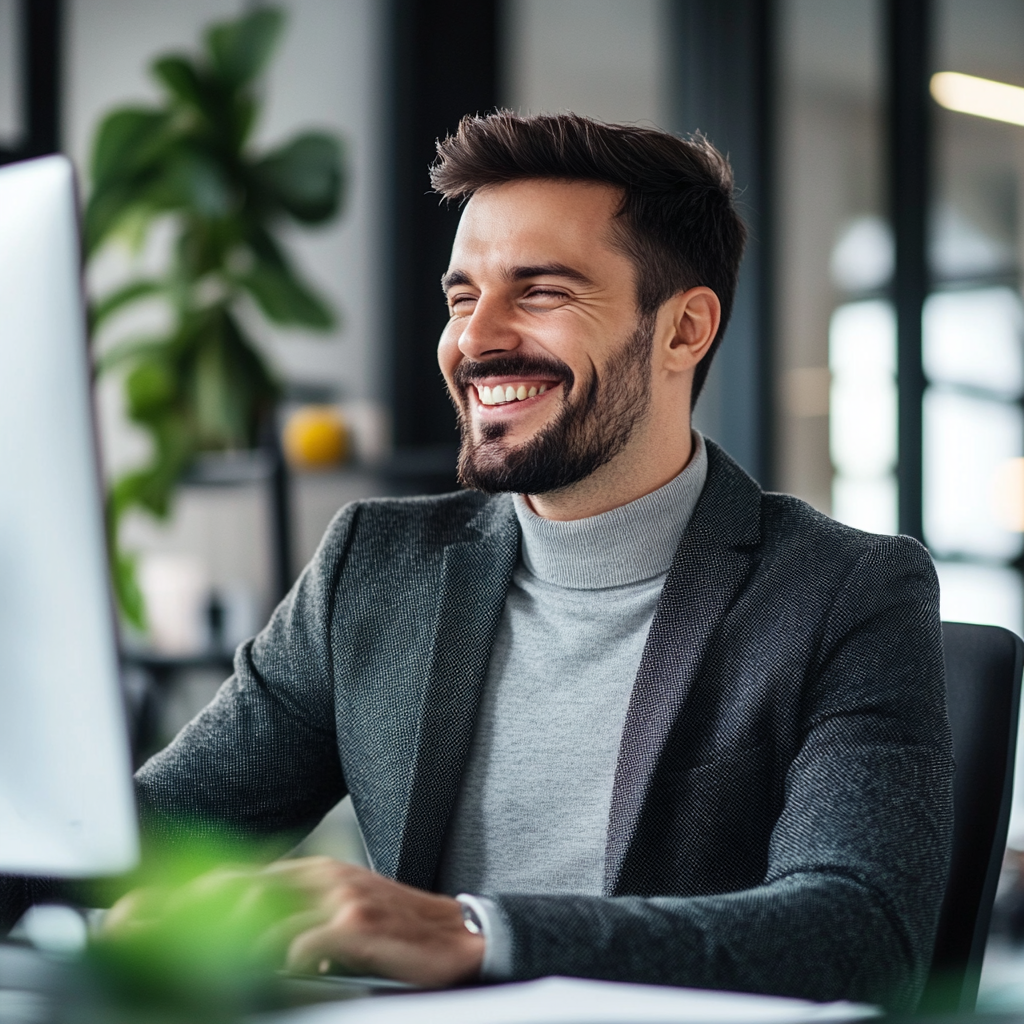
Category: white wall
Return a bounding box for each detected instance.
[503,0,667,125]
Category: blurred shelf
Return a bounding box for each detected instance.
[180,444,458,489]
[185,449,276,486]
[120,649,235,676]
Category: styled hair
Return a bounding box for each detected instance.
[430,111,747,406]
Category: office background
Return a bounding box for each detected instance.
[2,0,1024,973]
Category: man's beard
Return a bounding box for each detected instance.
[452,314,656,495]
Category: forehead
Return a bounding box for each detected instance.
[449,179,625,270]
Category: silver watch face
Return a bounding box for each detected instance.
[460,902,484,935]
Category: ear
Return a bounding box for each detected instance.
[658,286,721,374]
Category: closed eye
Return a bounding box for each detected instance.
[521,287,570,308]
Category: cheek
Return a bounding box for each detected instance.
[437,321,462,379]
[532,313,607,371]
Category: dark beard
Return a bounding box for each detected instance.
[452,314,655,495]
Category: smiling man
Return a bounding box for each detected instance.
[439,176,715,519]
[121,113,953,1010]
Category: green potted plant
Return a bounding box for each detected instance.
[86,6,344,630]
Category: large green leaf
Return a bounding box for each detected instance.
[231,94,258,149]
[85,185,141,255]
[85,183,169,255]
[239,256,334,329]
[114,413,197,520]
[85,161,187,254]
[94,334,168,375]
[152,55,207,113]
[110,542,146,631]
[254,133,343,224]
[90,279,165,334]
[193,331,238,446]
[221,310,279,430]
[205,7,283,88]
[126,358,178,419]
[166,150,234,217]
[91,108,171,189]
[189,310,278,448]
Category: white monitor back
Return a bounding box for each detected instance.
[0,155,138,876]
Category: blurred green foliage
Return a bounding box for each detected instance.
[88,829,306,1019]
[87,6,344,629]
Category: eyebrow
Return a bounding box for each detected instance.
[441,269,473,294]
[441,262,596,295]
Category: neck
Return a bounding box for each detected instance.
[525,423,694,521]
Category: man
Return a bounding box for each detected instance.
[128,113,952,1009]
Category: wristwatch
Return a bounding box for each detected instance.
[455,893,486,936]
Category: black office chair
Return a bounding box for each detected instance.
[919,621,1024,1013]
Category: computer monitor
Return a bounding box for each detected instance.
[0,155,138,876]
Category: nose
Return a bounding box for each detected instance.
[457,293,520,360]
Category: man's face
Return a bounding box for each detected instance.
[438,179,654,495]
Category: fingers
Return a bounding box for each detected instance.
[100,858,382,977]
[160,865,256,919]
[102,886,164,935]
[252,908,331,963]
[281,886,486,988]
[285,919,366,977]
[261,857,370,895]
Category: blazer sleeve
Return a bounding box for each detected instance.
[488,535,955,1012]
[133,504,359,851]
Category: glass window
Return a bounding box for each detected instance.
[929,0,1024,637]
[924,389,1024,560]
[829,299,898,532]
[776,0,885,516]
[923,287,1024,398]
[935,561,1024,634]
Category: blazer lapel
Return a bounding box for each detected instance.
[394,496,519,890]
[604,442,762,893]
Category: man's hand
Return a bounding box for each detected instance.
[102,857,485,990]
[261,857,485,988]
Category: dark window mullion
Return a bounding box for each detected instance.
[887,0,932,542]
[0,0,61,167]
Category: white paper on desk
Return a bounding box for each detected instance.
[268,976,882,1024]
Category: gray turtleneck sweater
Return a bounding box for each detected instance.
[435,434,708,968]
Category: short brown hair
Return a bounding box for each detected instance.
[430,111,747,406]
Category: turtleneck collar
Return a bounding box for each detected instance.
[511,432,708,590]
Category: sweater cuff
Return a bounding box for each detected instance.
[455,893,513,980]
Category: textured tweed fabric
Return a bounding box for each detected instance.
[435,434,706,900]
[131,440,953,1011]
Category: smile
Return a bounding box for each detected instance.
[474,382,553,406]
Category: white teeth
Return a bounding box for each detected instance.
[478,382,552,405]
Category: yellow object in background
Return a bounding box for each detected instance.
[282,406,349,468]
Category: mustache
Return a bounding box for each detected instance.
[452,355,575,392]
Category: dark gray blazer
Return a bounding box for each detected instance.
[135,440,954,1011]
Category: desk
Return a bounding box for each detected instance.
[0,940,402,1023]
[1,944,885,1024]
